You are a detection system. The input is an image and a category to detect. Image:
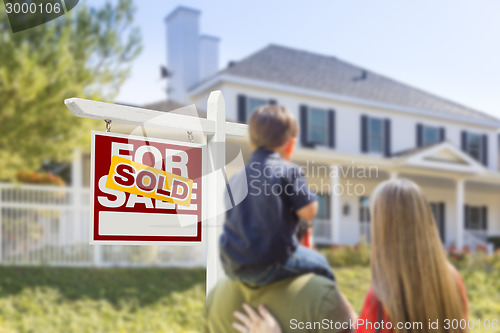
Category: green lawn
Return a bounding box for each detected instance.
[0,267,206,333]
[0,265,497,332]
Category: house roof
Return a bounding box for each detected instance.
[218,44,499,123]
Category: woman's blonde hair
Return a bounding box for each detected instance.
[370,178,467,333]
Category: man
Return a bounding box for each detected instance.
[204,272,355,333]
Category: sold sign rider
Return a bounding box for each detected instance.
[107,155,193,207]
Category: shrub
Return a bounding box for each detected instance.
[320,240,370,267]
[476,244,488,253]
[320,242,500,270]
[16,170,65,186]
[448,246,500,271]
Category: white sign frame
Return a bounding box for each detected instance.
[66,91,240,293]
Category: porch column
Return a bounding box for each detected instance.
[71,148,82,191]
[330,166,341,244]
[455,179,465,250]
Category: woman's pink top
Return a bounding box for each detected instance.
[356,267,468,333]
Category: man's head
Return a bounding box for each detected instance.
[248,105,298,161]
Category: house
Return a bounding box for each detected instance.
[2,6,497,267]
[158,6,500,250]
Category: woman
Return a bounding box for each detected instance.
[233,179,469,333]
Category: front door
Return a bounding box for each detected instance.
[430,202,445,243]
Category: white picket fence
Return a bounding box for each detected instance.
[0,183,205,267]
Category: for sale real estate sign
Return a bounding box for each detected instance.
[90,131,203,244]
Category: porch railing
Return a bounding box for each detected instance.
[0,183,204,267]
[464,229,494,254]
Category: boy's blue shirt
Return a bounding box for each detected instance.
[220,147,317,275]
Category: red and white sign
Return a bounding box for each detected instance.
[90,131,203,244]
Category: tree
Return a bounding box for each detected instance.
[0,0,142,181]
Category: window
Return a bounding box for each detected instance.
[430,203,439,222]
[368,117,384,153]
[423,126,440,145]
[417,124,445,147]
[238,95,276,123]
[359,197,370,222]
[430,202,445,242]
[316,194,330,219]
[359,196,370,241]
[313,194,331,242]
[308,108,328,145]
[462,131,487,166]
[301,105,335,148]
[465,206,485,230]
[465,133,482,161]
[246,97,267,121]
[362,116,390,155]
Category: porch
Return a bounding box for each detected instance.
[295,141,500,252]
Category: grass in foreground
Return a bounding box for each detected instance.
[0,267,205,333]
[0,265,497,332]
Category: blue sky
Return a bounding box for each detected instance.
[88,0,500,118]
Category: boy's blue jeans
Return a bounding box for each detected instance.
[226,245,335,286]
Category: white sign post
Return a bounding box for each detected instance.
[65,90,247,293]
